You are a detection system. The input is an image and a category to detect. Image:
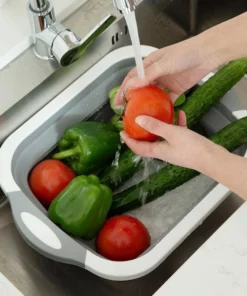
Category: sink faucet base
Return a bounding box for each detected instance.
[28,0,82,65]
[28,1,56,60]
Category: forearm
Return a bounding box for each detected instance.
[198,12,247,66]
[201,146,247,201]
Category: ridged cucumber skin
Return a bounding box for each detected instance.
[182,58,247,128]
[100,149,143,189]
[100,57,247,190]
[110,116,247,215]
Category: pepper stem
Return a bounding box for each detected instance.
[53,146,80,160]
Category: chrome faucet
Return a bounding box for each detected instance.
[28,0,115,66]
[112,0,137,14]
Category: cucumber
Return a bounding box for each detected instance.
[100,149,144,189]
[181,58,247,128]
[100,57,247,190]
[110,116,247,215]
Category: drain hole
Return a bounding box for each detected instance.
[125,25,128,35]
[112,35,115,45]
[116,33,119,42]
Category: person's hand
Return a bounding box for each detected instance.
[115,12,247,108]
[115,35,220,107]
[120,111,225,172]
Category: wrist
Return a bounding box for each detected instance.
[195,142,230,178]
[198,12,247,67]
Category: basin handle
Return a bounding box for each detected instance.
[8,191,87,267]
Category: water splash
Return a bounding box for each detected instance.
[111,144,122,169]
[140,158,152,206]
[110,144,123,187]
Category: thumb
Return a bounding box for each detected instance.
[124,76,151,91]
[123,59,171,94]
[124,60,168,91]
[136,116,174,138]
[177,111,187,127]
[144,59,171,83]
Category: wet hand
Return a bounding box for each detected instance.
[115,37,219,107]
[120,111,222,172]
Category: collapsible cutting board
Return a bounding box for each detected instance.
[0,45,246,281]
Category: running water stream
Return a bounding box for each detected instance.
[123,10,145,79]
[111,10,152,203]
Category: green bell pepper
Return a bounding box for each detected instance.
[109,86,124,115]
[52,121,121,175]
[48,174,112,240]
[110,114,123,132]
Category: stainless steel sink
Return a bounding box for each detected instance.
[1,0,247,144]
[0,0,247,295]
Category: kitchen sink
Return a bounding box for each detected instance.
[0,0,247,295]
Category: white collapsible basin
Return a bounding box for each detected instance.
[0,46,247,281]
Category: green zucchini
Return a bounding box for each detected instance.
[110,116,247,215]
[181,58,247,128]
[100,149,144,189]
[100,57,247,190]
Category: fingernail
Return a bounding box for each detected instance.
[120,90,125,99]
[135,116,145,126]
[120,131,126,140]
[123,85,132,96]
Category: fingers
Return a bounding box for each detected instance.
[120,131,165,158]
[120,113,187,160]
[168,92,180,103]
[123,61,169,94]
[177,111,187,127]
[135,116,174,138]
[115,49,166,106]
[115,79,128,106]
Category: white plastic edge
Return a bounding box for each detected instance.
[0,45,157,193]
[1,45,247,280]
[85,184,231,280]
[21,212,62,250]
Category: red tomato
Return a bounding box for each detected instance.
[96,215,151,261]
[123,85,174,141]
[29,159,76,207]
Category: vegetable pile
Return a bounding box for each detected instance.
[28,57,247,262]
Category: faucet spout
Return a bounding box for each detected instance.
[28,0,116,66]
[113,0,137,14]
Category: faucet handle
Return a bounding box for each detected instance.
[51,26,82,66]
[28,0,116,67]
[113,0,137,14]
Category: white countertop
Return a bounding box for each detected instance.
[0,0,87,70]
[0,272,24,296]
[154,201,247,296]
